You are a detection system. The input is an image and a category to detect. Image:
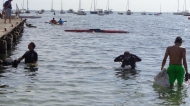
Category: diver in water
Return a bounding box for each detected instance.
[114,51,141,69]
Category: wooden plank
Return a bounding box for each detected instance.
[0,18,23,38]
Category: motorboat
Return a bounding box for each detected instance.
[67,9,74,13]
[141,11,146,15]
[98,9,104,15]
[77,9,86,15]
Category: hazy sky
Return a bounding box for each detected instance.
[2,0,190,12]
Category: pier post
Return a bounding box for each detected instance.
[6,36,13,50]
[0,40,7,54]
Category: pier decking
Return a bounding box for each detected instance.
[0,18,25,54]
[0,19,22,38]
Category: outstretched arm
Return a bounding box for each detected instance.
[161,48,169,70]
[18,57,24,61]
[114,55,124,62]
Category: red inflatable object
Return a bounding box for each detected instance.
[65,29,129,33]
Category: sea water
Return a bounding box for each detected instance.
[0,12,190,106]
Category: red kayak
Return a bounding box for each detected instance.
[65,29,129,33]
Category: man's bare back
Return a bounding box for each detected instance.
[161,36,188,74]
[167,45,186,65]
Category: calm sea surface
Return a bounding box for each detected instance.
[0,11,190,106]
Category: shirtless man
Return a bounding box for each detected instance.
[161,36,188,87]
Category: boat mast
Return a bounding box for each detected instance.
[94,0,95,11]
[184,0,186,11]
[128,0,129,10]
[108,0,109,10]
[79,0,81,10]
[27,0,28,10]
[51,0,53,10]
[177,0,179,12]
[61,0,62,10]
[2,0,4,10]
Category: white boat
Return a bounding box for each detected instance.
[60,0,65,14]
[126,0,132,15]
[67,9,74,13]
[50,0,55,12]
[126,10,132,15]
[90,0,98,14]
[98,9,104,15]
[19,15,41,19]
[77,0,86,15]
[25,0,30,13]
[19,0,26,14]
[118,12,123,15]
[16,4,41,19]
[77,9,86,15]
[173,0,183,15]
[154,4,162,16]
[141,11,146,15]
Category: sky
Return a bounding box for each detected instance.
[2,0,190,12]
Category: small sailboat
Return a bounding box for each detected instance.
[90,0,98,14]
[118,12,123,15]
[19,0,26,14]
[104,0,110,15]
[98,9,104,15]
[126,0,132,15]
[77,0,86,15]
[50,0,55,12]
[67,9,74,13]
[141,11,146,15]
[25,0,30,13]
[60,0,65,14]
[154,4,162,15]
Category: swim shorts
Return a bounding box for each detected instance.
[167,65,185,86]
[5,8,11,17]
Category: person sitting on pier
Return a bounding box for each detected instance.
[114,51,141,70]
[17,42,38,64]
[50,18,57,24]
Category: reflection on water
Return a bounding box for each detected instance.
[0,12,190,105]
[115,69,141,80]
[153,84,188,105]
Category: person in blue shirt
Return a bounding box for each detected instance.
[58,18,63,25]
[3,0,12,23]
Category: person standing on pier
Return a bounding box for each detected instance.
[18,42,38,64]
[3,0,12,24]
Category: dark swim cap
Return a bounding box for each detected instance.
[124,51,130,56]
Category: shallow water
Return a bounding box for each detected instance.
[0,12,190,105]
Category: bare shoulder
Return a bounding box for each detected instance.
[180,46,186,52]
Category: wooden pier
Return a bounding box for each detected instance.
[0,18,26,54]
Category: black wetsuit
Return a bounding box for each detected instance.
[22,50,38,63]
[114,54,141,69]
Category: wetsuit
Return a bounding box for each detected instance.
[167,65,185,86]
[22,50,38,63]
[114,54,141,69]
